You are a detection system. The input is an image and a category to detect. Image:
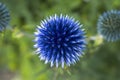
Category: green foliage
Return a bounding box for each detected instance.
[0,0,120,80]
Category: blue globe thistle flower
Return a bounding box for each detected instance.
[97,10,120,41]
[34,14,86,68]
[0,3,10,32]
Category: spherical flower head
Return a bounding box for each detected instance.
[0,3,10,32]
[34,14,86,68]
[97,10,120,41]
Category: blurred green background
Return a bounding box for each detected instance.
[0,0,120,80]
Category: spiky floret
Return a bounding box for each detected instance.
[34,14,86,68]
[0,3,10,32]
[97,10,120,41]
